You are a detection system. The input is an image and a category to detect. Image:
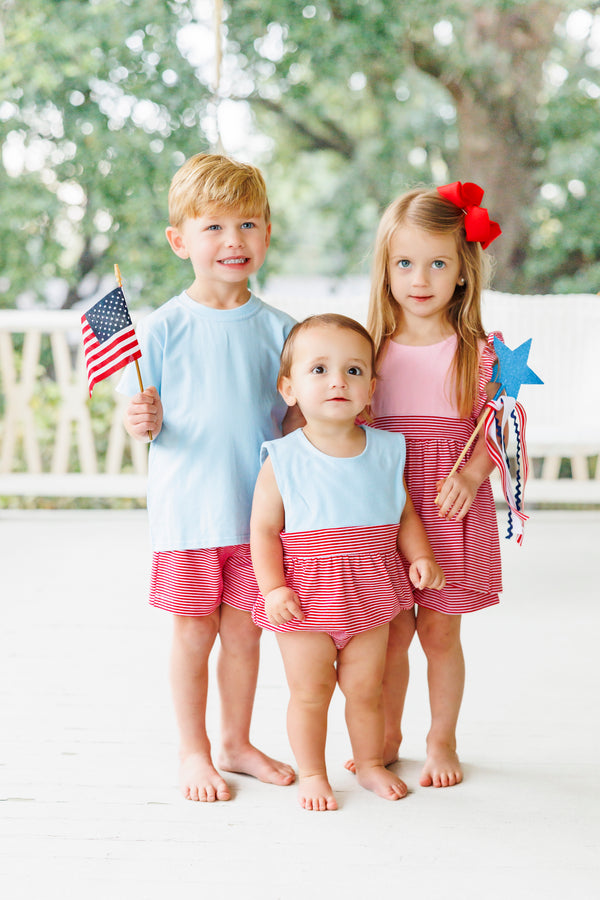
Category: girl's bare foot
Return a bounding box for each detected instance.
[180,752,231,802]
[298,773,338,811]
[218,743,295,786]
[420,743,463,787]
[356,764,408,801]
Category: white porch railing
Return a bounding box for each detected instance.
[0,309,148,498]
[0,289,599,502]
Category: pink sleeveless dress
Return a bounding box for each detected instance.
[371,333,502,614]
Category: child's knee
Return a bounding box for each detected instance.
[341,683,382,711]
[388,610,416,651]
[219,605,261,652]
[416,613,461,656]
[293,677,336,708]
[173,611,220,653]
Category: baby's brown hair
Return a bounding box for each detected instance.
[278,314,377,390]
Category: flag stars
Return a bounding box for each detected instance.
[86,288,133,343]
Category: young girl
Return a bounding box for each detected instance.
[250,314,445,811]
[364,181,503,789]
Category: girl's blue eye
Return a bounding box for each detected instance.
[398,259,411,269]
[432,260,446,269]
[348,366,362,376]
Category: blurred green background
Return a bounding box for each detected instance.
[1,0,599,312]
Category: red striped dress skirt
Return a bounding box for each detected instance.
[374,415,502,614]
[252,523,414,638]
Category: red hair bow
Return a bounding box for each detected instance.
[437,181,502,249]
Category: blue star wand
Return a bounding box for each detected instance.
[437,336,542,542]
[441,337,543,481]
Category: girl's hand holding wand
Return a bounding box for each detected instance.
[435,467,482,522]
[434,440,496,521]
[435,399,497,521]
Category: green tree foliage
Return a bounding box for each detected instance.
[0,0,599,307]
[229,0,600,291]
[0,0,216,309]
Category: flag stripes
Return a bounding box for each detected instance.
[80,286,141,396]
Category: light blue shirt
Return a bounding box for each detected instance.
[261,426,407,533]
[118,291,295,551]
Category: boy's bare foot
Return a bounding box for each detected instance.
[298,773,338,811]
[180,752,231,802]
[218,743,295,786]
[356,764,408,801]
[419,743,463,788]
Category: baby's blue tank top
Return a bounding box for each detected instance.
[261,425,407,533]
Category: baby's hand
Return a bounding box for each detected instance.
[435,470,479,521]
[125,386,163,442]
[408,557,446,591]
[264,587,304,626]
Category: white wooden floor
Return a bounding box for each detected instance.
[1,509,598,899]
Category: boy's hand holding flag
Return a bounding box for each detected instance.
[81,265,151,439]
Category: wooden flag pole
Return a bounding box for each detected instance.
[114,265,144,393]
[114,264,152,441]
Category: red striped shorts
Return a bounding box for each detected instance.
[149,544,259,616]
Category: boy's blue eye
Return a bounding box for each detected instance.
[207,224,221,231]
[241,222,256,229]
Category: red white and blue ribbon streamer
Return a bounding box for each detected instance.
[484,396,529,545]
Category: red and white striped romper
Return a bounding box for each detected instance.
[371,333,502,615]
[251,426,414,642]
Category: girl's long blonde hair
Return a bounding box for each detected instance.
[366,188,493,418]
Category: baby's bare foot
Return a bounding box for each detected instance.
[356,763,408,801]
[298,773,338,811]
[218,743,295,786]
[420,743,463,788]
[180,752,231,802]
[345,740,400,774]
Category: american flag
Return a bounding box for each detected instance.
[81,287,141,396]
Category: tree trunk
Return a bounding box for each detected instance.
[415,2,565,291]
[454,93,536,289]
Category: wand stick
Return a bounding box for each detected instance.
[114,264,152,441]
[434,386,503,503]
[440,407,493,483]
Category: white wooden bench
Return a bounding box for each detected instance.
[0,290,598,503]
[481,291,600,504]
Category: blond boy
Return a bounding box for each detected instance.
[119,154,297,801]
